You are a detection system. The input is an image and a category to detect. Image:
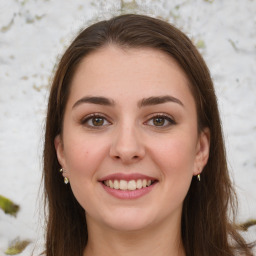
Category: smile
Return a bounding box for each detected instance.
[103,179,154,191]
[99,173,158,199]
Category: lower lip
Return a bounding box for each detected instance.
[101,182,156,199]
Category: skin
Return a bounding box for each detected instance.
[55,45,210,256]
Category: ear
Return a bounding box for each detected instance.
[54,134,67,170]
[193,128,210,175]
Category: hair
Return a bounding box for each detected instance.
[43,14,253,256]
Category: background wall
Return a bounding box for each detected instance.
[0,0,255,255]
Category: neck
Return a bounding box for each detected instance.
[83,216,185,256]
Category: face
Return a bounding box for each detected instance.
[55,46,210,232]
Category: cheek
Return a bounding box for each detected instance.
[150,133,197,177]
[62,134,111,209]
[146,133,197,218]
[63,132,110,179]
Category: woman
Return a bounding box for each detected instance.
[43,14,253,256]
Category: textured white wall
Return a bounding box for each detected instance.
[0,0,255,254]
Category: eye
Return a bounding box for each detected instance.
[81,114,111,128]
[145,114,176,128]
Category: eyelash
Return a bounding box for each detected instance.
[145,114,176,128]
[80,113,176,129]
[80,113,111,128]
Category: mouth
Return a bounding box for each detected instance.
[99,174,158,199]
[102,179,157,191]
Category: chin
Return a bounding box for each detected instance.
[107,219,152,232]
[101,208,157,232]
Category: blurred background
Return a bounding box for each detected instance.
[0,0,255,255]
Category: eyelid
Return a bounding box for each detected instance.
[80,113,112,128]
[144,113,176,127]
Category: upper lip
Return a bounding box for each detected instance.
[98,173,158,182]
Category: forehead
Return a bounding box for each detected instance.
[68,45,194,106]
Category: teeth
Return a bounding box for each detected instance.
[104,179,154,190]
[109,180,114,188]
[120,180,128,190]
[136,179,142,189]
[128,180,137,190]
[114,180,119,189]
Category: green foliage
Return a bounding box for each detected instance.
[5,238,31,255]
[196,39,206,49]
[121,0,138,14]
[0,195,20,217]
[1,19,14,33]
[0,196,31,254]
[239,219,256,231]
[228,38,239,52]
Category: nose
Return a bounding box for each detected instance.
[109,124,145,164]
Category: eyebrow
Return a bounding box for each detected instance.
[72,96,115,109]
[72,95,183,109]
[138,95,184,108]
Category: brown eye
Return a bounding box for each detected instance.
[81,114,111,128]
[146,114,176,128]
[92,117,104,126]
[153,117,165,126]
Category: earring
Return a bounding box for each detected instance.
[64,177,69,184]
[59,168,69,184]
[197,174,201,181]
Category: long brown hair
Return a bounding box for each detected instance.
[43,14,253,256]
